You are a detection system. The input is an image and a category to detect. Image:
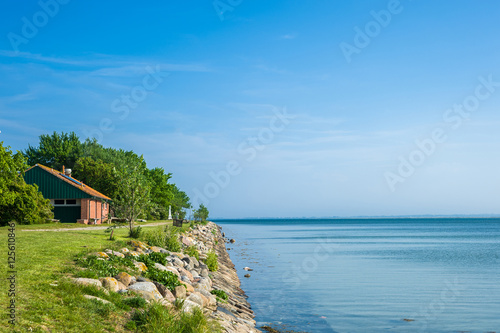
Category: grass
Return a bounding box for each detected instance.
[0,220,214,332]
[206,250,218,272]
[129,301,222,333]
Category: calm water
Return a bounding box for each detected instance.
[214,219,500,333]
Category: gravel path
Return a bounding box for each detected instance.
[21,222,171,232]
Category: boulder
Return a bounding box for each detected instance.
[200,269,209,278]
[243,267,253,271]
[100,277,119,292]
[105,249,125,258]
[120,247,130,254]
[129,251,140,257]
[173,285,186,299]
[165,266,180,277]
[177,267,193,281]
[178,280,194,293]
[95,252,109,259]
[154,263,168,272]
[186,292,204,307]
[182,299,201,313]
[229,239,236,244]
[72,278,102,289]
[127,282,163,301]
[84,295,110,304]
[194,288,216,307]
[117,281,127,291]
[134,261,148,272]
[150,246,162,253]
[244,274,251,278]
[190,257,200,267]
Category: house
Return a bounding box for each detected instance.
[23,164,112,224]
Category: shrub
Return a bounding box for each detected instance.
[148,252,169,265]
[141,226,181,252]
[206,250,218,272]
[76,255,119,278]
[129,226,143,239]
[210,289,228,300]
[143,267,181,291]
[165,229,181,252]
[185,245,199,260]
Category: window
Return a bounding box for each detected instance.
[66,199,77,205]
[54,199,65,205]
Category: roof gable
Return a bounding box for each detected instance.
[24,164,112,201]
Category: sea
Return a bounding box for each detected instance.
[214,218,500,333]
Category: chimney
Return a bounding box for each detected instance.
[62,165,65,174]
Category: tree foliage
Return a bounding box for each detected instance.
[194,204,209,222]
[23,133,191,222]
[24,131,82,171]
[0,142,53,225]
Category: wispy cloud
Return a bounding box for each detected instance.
[0,50,212,74]
[281,34,296,40]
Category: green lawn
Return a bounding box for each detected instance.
[0,222,170,332]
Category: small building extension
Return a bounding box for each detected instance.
[24,164,112,224]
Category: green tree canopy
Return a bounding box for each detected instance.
[194,204,209,222]
[24,131,82,171]
[0,142,53,225]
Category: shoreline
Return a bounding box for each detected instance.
[200,222,261,332]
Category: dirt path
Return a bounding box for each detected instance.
[21,221,171,232]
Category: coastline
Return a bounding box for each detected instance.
[200,222,261,332]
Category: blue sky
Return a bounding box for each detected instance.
[1,1,500,218]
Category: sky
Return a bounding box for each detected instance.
[1,1,499,218]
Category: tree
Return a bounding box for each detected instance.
[146,167,173,220]
[74,157,120,199]
[0,142,53,225]
[194,204,209,222]
[169,184,191,219]
[113,157,150,233]
[24,131,82,171]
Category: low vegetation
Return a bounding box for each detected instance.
[206,250,219,272]
[0,221,220,332]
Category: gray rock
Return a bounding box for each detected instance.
[127,282,163,301]
[180,275,191,283]
[190,257,200,267]
[182,299,201,313]
[159,248,170,254]
[200,269,209,278]
[173,285,186,299]
[84,295,111,304]
[136,276,151,283]
[187,293,204,307]
[72,278,102,288]
[154,263,169,271]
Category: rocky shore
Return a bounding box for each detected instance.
[71,221,260,332]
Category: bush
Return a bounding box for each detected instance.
[165,229,181,252]
[76,255,119,278]
[206,250,218,272]
[210,289,228,300]
[129,226,143,239]
[185,245,199,260]
[143,267,181,291]
[141,226,181,252]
